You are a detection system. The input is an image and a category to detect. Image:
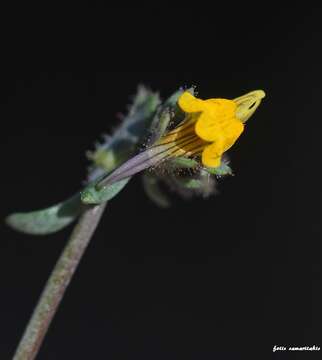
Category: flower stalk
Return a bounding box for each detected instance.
[13,203,107,360]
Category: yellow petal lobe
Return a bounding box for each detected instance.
[178,91,204,113]
[194,99,238,142]
[202,143,222,168]
[194,112,222,142]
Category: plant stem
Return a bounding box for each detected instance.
[13,203,107,360]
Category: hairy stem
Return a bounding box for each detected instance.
[13,203,107,360]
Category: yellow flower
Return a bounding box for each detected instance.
[95,89,266,190]
[157,89,265,168]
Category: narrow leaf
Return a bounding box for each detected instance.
[5,194,83,235]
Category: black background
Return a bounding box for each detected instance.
[1,6,322,360]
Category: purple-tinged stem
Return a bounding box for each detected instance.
[13,203,107,360]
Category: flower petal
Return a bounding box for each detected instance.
[221,120,244,151]
[201,139,225,167]
[205,98,237,118]
[234,90,265,123]
[195,111,222,142]
[194,99,238,142]
[178,91,204,113]
[202,149,221,167]
[200,120,244,167]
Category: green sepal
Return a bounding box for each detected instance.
[170,157,199,169]
[149,108,171,143]
[163,88,184,108]
[81,177,130,205]
[148,90,182,143]
[179,178,203,189]
[142,172,170,208]
[163,86,194,109]
[164,87,195,129]
[148,87,195,143]
[5,194,83,235]
[204,162,233,176]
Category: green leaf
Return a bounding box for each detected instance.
[81,177,130,205]
[5,194,83,235]
[87,86,161,182]
[5,87,161,236]
[142,173,171,208]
